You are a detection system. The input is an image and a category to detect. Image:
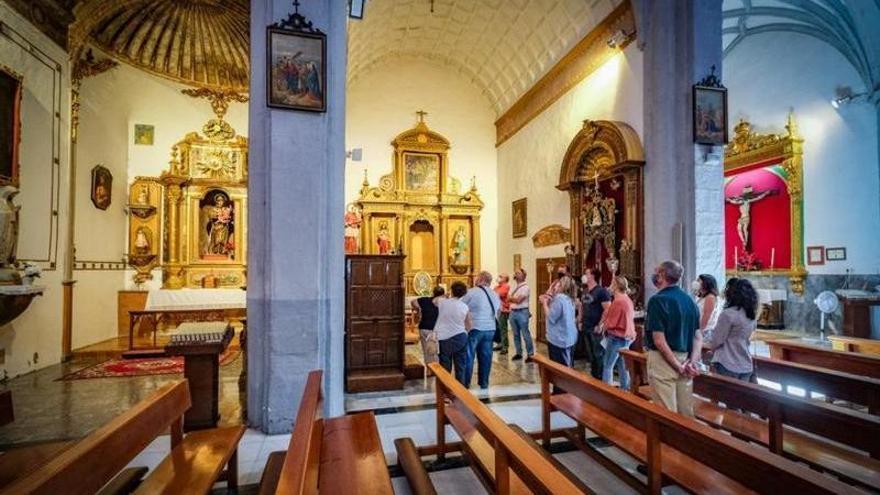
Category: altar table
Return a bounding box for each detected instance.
[145,288,246,311]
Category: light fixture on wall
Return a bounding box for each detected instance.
[349,0,366,19]
[830,86,867,108]
[606,29,633,49]
[347,148,363,161]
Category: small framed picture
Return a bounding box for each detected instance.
[267,27,326,112]
[512,198,527,238]
[807,246,825,266]
[513,254,522,271]
[90,164,112,210]
[825,247,847,262]
[693,85,728,145]
[134,124,154,145]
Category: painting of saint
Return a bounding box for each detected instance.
[0,67,22,188]
[404,153,440,192]
[134,124,154,145]
[90,165,112,210]
[268,28,326,112]
[512,198,527,238]
[199,190,235,261]
[450,226,468,265]
[693,86,727,144]
[376,222,392,254]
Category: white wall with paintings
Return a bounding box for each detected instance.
[345,57,499,275]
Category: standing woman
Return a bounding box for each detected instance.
[410,286,445,370]
[435,282,473,385]
[693,274,722,339]
[541,276,579,368]
[709,278,759,381]
[599,276,637,390]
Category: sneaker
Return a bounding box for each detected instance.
[525,355,534,363]
[512,354,523,361]
[500,349,508,355]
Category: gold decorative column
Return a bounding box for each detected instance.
[162,174,187,289]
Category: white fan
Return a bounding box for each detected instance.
[814,290,839,341]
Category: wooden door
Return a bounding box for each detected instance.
[534,257,567,343]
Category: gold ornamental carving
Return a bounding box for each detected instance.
[531,225,571,248]
[126,178,162,284]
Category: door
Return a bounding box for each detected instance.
[534,256,567,343]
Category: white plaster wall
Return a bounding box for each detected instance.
[0,1,70,377]
[725,33,880,276]
[497,46,643,322]
[345,57,499,274]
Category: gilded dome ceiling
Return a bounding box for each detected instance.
[72,0,250,92]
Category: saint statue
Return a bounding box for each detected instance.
[451,226,468,265]
[134,227,151,255]
[200,192,234,259]
[136,185,149,205]
[589,203,603,227]
[376,222,392,254]
[344,204,362,254]
[726,184,776,249]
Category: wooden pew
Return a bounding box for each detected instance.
[829,335,880,356]
[262,370,393,495]
[4,380,244,494]
[753,355,880,415]
[429,362,590,494]
[620,349,880,490]
[534,354,858,495]
[768,338,880,378]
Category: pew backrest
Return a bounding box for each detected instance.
[768,339,880,378]
[275,370,323,495]
[829,335,880,356]
[5,380,190,495]
[534,354,857,495]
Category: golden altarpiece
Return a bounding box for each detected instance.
[127,105,248,289]
[355,116,483,295]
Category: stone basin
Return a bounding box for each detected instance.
[0,285,45,326]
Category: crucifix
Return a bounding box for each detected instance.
[726,184,777,250]
[416,110,428,123]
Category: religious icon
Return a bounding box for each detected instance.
[134,124,154,145]
[726,184,777,250]
[136,185,149,205]
[267,25,326,112]
[0,66,22,188]
[450,226,468,265]
[693,85,728,145]
[90,165,112,210]
[512,198,527,238]
[376,221,392,254]
[134,227,151,255]
[344,204,362,254]
[404,153,440,192]
[199,190,235,260]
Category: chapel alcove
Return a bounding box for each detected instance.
[558,120,645,301]
[408,220,436,272]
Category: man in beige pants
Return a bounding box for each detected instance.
[644,261,702,416]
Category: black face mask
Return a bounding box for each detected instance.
[651,273,662,288]
[556,271,566,279]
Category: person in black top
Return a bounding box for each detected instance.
[581,267,611,379]
[411,286,445,368]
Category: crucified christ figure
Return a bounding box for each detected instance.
[726,184,777,249]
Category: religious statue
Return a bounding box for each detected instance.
[344,204,362,254]
[136,185,149,205]
[376,222,392,255]
[726,184,776,249]
[200,191,234,259]
[451,226,468,265]
[134,227,151,255]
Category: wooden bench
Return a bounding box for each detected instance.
[829,335,880,356]
[260,370,393,495]
[534,354,858,495]
[430,362,589,494]
[4,380,244,494]
[620,349,880,490]
[768,338,880,378]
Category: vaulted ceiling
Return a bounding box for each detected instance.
[347,0,623,115]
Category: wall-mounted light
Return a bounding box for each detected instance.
[349,0,366,19]
[606,29,633,49]
[347,148,363,161]
[830,86,866,108]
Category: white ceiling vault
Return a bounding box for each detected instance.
[347,0,623,115]
[722,0,880,96]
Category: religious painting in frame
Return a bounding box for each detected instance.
[266,27,326,112]
[90,165,112,210]
[513,254,522,271]
[512,198,527,238]
[693,85,728,145]
[807,246,825,266]
[403,152,440,192]
[134,124,154,145]
[0,66,23,188]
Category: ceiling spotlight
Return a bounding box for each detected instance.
[606,30,632,49]
[830,86,866,109]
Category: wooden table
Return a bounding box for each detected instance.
[164,322,234,431]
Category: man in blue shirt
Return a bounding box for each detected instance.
[461,271,501,389]
[644,260,702,416]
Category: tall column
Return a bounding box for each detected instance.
[161,175,186,289]
[248,0,347,432]
[641,0,725,293]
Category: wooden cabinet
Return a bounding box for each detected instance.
[345,255,406,392]
[118,290,148,336]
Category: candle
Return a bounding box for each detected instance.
[770,248,776,271]
[734,246,738,269]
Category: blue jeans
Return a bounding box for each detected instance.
[438,333,470,386]
[465,329,495,389]
[509,309,534,356]
[602,335,633,391]
[712,362,753,382]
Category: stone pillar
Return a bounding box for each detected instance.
[247,0,347,432]
[641,0,725,294]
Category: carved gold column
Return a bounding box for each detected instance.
[783,115,807,295]
[162,175,187,289]
[471,216,481,278]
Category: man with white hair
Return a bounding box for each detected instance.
[461,270,501,389]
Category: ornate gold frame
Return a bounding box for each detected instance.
[724,113,807,295]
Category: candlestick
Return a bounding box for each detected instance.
[734,246,739,270]
[770,248,776,271]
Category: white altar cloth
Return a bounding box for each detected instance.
[145,289,246,311]
[757,289,787,305]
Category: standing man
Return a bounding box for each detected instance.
[581,268,611,380]
[644,260,702,417]
[462,271,501,389]
[493,273,511,355]
[508,268,534,362]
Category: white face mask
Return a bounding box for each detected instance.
[691,280,702,293]
[581,275,589,285]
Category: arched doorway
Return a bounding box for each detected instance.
[558,120,645,301]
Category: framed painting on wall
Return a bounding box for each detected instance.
[513,254,522,271]
[0,66,23,188]
[512,198,527,238]
[267,26,326,112]
[90,165,112,210]
[403,152,440,192]
[807,246,825,266]
[134,124,154,145]
[825,247,846,262]
[693,85,728,145]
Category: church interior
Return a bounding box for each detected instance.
[0,0,879,492]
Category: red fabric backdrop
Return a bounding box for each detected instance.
[724,164,791,270]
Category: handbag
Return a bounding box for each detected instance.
[478,286,503,343]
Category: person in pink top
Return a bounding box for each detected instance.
[599,276,637,390]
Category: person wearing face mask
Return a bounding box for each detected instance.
[580,268,611,380]
[644,260,702,417]
[692,274,722,341]
[508,268,533,361]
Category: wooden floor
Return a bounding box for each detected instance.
[73,330,242,360]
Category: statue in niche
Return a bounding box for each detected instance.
[344,204,362,254]
[136,185,149,205]
[451,226,468,265]
[376,222,392,255]
[726,184,777,249]
[199,190,235,260]
[134,227,151,255]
